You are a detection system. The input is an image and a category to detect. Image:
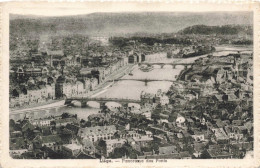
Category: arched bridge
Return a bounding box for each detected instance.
[139,62,193,69]
[65,97,141,107]
[110,78,176,83]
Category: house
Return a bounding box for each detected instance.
[159,145,177,155]
[56,118,77,127]
[179,151,192,159]
[212,128,229,141]
[154,89,169,106]
[133,135,153,147]
[193,142,206,158]
[32,118,54,127]
[78,125,116,142]
[46,84,56,99]
[106,139,126,156]
[232,126,246,141]
[226,94,240,102]
[224,126,235,139]
[191,129,205,142]
[10,137,28,157]
[216,68,228,83]
[140,91,154,106]
[206,148,233,159]
[215,119,226,128]
[65,124,80,135]
[47,50,64,67]
[81,138,95,155]
[145,153,181,159]
[90,78,98,90]
[10,131,23,138]
[212,94,224,102]
[21,120,35,132]
[40,135,62,149]
[16,66,49,78]
[120,130,139,139]
[62,143,82,157]
[10,149,28,157]
[176,115,186,127]
[27,87,42,103]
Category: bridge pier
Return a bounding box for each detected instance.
[81,101,87,107]
[184,65,188,70]
[161,65,164,69]
[172,65,176,69]
[65,99,72,105]
[144,80,148,86]
[121,103,128,109]
[100,102,106,109]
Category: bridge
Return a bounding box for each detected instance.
[109,78,176,83]
[139,62,193,69]
[65,97,141,107]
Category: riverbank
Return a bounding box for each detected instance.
[10,99,66,113]
[10,99,64,112]
[10,64,135,114]
[81,64,135,98]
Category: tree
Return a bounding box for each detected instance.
[110,144,141,159]
[61,113,70,119]
[73,114,77,119]
[110,146,128,159]
[50,121,56,130]
[10,119,21,132]
[97,140,107,156]
[24,128,36,140]
[200,150,210,159]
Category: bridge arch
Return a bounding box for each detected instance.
[86,101,100,108]
[163,65,172,69]
[105,102,122,109]
[175,65,185,69]
[128,103,141,109]
[152,64,161,69]
[128,55,135,64]
[141,54,145,62]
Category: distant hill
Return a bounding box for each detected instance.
[10,12,253,37]
[179,25,253,35]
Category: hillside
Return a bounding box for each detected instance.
[179,25,252,35]
[10,12,253,37]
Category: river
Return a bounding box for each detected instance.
[10,45,253,121]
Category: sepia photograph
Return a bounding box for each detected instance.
[1,2,259,168]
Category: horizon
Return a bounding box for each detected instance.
[10,12,253,36]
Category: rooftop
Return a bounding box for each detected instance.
[79,125,116,136]
[63,143,82,150]
[133,135,153,142]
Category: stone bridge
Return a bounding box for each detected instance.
[110,78,176,83]
[65,97,141,107]
[139,62,193,69]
